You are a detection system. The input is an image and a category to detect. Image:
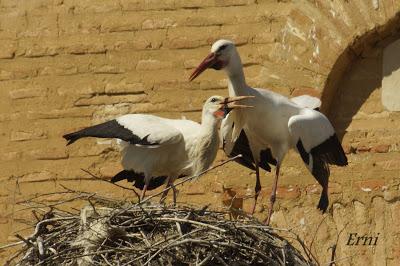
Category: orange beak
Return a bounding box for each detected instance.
[214,96,254,118]
[189,52,219,81]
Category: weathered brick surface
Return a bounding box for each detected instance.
[1,1,400,265]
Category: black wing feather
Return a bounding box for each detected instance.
[297,134,348,213]
[310,134,348,166]
[63,120,157,146]
[111,170,186,191]
[227,130,276,172]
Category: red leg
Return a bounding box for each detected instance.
[171,184,177,205]
[265,165,280,225]
[251,163,261,215]
[160,183,171,204]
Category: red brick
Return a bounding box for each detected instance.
[355,179,385,192]
[343,144,356,154]
[356,145,371,153]
[306,184,320,195]
[221,187,243,210]
[371,144,390,153]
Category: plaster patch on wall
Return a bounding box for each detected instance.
[372,0,379,10]
[382,38,400,111]
[285,20,306,42]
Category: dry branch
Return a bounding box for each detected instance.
[5,195,316,266]
[3,156,318,265]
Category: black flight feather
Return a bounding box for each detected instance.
[63,119,158,146]
[296,134,348,213]
[111,170,186,191]
[227,130,276,172]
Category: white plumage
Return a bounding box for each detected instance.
[63,95,251,203]
[190,39,348,224]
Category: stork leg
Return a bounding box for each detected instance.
[265,164,280,225]
[160,176,177,205]
[171,184,177,205]
[140,184,148,203]
[160,179,171,204]
[251,162,261,215]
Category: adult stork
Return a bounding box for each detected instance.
[189,40,348,224]
[63,95,252,204]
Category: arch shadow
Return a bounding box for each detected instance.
[321,12,400,140]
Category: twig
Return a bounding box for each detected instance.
[0,241,24,251]
[14,234,34,247]
[81,168,140,200]
[327,223,348,266]
[215,255,229,266]
[111,155,242,220]
[324,252,360,266]
[153,217,226,233]
[310,215,328,253]
[101,254,113,266]
[197,254,212,266]
[7,180,316,266]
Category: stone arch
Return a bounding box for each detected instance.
[321,12,400,140]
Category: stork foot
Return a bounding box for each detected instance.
[264,194,276,225]
[170,185,178,206]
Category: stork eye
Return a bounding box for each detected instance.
[210,97,218,103]
[218,44,228,51]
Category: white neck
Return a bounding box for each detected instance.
[225,51,248,96]
[188,111,220,175]
[201,111,220,133]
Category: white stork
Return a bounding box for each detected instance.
[63,95,252,204]
[189,40,348,224]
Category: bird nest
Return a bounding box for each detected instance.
[7,192,317,266]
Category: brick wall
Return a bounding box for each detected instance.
[1,0,400,264]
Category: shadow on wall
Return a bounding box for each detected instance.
[321,13,400,141]
[328,48,383,140]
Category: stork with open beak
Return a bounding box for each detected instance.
[63,95,252,204]
[190,40,348,224]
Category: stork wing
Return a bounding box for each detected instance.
[221,113,275,172]
[288,109,347,212]
[111,170,186,191]
[63,114,183,146]
[290,95,321,110]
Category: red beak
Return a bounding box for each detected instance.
[189,53,218,81]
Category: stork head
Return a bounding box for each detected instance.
[189,39,238,81]
[203,95,253,120]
